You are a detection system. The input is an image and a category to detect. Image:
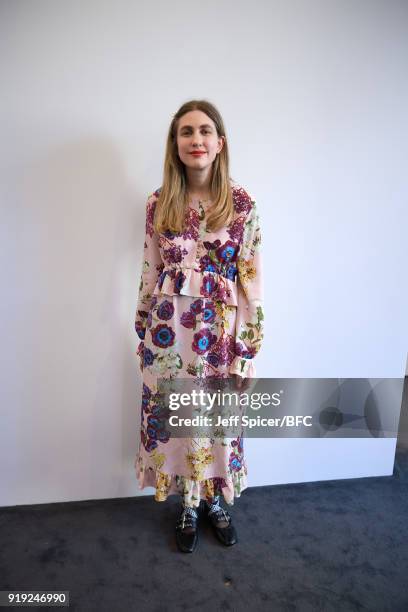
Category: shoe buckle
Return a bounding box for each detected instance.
[179,508,196,530]
[213,508,230,524]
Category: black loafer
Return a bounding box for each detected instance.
[205,504,238,546]
[175,506,199,553]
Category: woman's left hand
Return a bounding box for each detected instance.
[232,373,251,392]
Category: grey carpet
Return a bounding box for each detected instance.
[1,448,407,612]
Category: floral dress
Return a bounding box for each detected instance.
[134,178,264,508]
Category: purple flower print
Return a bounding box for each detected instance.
[206,352,220,368]
[199,255,212,270]
[233,188,253,214]
[147,414,161,437]
[225,264,237,281]
[157,429,170,442]
[198,255,218,274]
[182,209,200,241]
[227,217,245,243]
[216,240,238,263]
[226,335,237,363]
[202,303,216,324]
[213,334,236,366]
[190,299,203,315]
[192,328,217,355]
[151,404,163,417]
[229,453,242,472]
[174,271,186,294]
[141,397,150,414]
[214,285,230,303]
[135,318,147,340]
[235,341,256,359]
[151,323,175,348]
[141,382,171,451]
[234,341,246,356]
[163,245,186,265]
[180,310,196,329]
[143,347,154,367]
[145,201,156,237]
[158,270,167,289]
[211,477,228,495]
[231,436,244,453]
[142,383,151,400]
[200,274,217,297]
[157,300,174,320]
[142,430,157,452]
[203,240,221,250]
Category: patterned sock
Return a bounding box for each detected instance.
[181,502,198,518]
[205,495,222,515]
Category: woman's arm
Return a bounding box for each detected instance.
[134,194,164,366]
[229,197,264,379]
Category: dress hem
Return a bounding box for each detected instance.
[135,455,248,508]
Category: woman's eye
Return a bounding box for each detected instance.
[182,130,211,135]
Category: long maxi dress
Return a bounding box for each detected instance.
[134,178,264,508]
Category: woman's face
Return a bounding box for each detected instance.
[176,110,224,172]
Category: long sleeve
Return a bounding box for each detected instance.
[229,198,264,378]
[134,195,164,346]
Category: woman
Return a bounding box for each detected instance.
[134,99,264,553]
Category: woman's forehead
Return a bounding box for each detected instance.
[178,110,215,129]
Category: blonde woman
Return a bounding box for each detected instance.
[134,99,264,553]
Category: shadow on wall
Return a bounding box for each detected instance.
[397,376,408,451]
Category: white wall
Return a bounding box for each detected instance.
[1,0,407,507]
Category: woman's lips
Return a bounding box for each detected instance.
[190,152,206,156]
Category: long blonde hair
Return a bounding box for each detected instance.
[154,99,235,234]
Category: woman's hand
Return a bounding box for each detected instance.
[232,373,251,392]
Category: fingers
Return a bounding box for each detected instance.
[233,374,251,391]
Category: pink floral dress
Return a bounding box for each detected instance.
[134,178,264,507]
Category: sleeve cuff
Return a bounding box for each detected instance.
[229,356,256,379]
[135,318,147,340]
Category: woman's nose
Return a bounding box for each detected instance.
[191,131,202,144]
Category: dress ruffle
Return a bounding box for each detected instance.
[136,453,248,508]
[153,265,239,306]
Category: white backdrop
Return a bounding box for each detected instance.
[1,0,407,507]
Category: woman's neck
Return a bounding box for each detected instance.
[188,191,211,200]
[185,167,212,199]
